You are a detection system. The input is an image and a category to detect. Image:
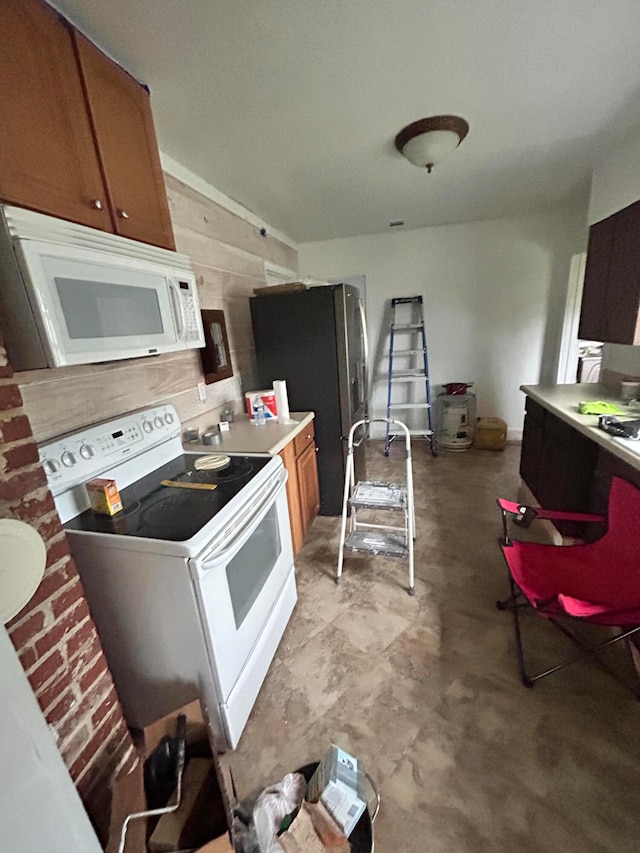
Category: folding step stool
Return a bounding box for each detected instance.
[385,295,436,457]
[337,418,416,595]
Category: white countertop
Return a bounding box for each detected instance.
[181,411,315,456]
[521,383,640,470]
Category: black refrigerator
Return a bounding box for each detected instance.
[250,283,368,516]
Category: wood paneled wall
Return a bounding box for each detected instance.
[16,172,298,442]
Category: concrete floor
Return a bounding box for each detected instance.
[227,443,640,852]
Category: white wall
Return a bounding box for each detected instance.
[602,344,640,380]
[299,205,587,439]
[588,123,640,225]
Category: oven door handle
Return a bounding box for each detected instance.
[198,467,288,570]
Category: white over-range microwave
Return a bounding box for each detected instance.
[0,205,205,370]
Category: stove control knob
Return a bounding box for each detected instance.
[43,458,60,475]
[79,443,95,460]
[61,451,78,467]
[142,420,154,433]
[154,416,164,429]
[164,412,175,425]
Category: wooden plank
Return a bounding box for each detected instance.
[165,174,298,271]
[18,351,202,442]
[172,224,266,278]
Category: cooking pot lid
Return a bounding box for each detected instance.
[0,520,47,624]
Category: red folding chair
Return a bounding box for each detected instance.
[496,477,640,696]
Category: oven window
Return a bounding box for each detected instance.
[226,504,282,629]
[55,278,164,338]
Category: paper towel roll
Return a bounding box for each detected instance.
[274,379,290,423]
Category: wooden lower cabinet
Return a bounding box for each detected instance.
[519,397,640,539]
[279,421,320,556]
[520,400,598,537]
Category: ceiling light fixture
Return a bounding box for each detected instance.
[395,115,469,173]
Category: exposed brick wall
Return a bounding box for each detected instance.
[0,333,137,844]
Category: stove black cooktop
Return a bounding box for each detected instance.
[64,454,272,541]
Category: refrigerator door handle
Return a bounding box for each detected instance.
[357,297,369,417]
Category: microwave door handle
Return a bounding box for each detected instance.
[198,468,288,570]
[168,279,186,339]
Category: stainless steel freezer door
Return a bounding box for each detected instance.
[334,284,368,438]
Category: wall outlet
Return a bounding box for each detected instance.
[197,381,207,402]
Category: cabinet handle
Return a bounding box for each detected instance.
[117,209,130,219]
[90,199,104,210]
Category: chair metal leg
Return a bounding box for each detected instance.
[506,573,532,688]
[498,577,640,697]
[539,619,640,698]
[496,589,525,611]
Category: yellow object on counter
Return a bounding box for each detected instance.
[577,401,623,415]
[86,478,123,515]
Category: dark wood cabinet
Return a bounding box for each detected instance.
[0,0,175,251]
[520,398,545,498]
[578,199,640,344]
[520,400,598,537]
[0,0,110,231]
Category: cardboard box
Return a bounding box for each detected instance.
[107,700,235,853]
[195,838,234,853]
[307,746,367,838]
[86,477,123,515]
[474,417,508,451]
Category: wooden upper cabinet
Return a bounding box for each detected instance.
[578,216,614,342]
[0,0,110,231]
[602,202,640,344]
[579,199,640,345]
[73,32,175,250]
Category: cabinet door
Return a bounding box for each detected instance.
[602,201,640,344]
[279,443,304,556]
[578,215,614,342]
[296,441,320,537]
[519,413,543,499]
[537,411,598,537]
[73,32,176,250]
[0,0,110,230]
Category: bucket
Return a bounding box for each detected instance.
[435,390,476,451]
[475,417,508,450]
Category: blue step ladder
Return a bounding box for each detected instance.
[384,296,437,457]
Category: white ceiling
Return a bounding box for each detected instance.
[53,0,640,243]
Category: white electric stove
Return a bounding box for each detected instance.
[40,404,296,749]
